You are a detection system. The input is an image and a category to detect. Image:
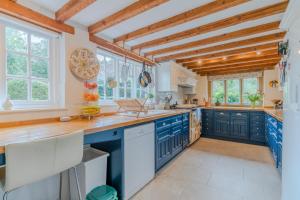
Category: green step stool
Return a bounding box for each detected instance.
[86,185,118,200]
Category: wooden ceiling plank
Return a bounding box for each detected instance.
[89,34,156,65]
[114,0,249,43]
[190,57,280,70]
[176,42,279,63]
[155,32,285,62]
[0,0,74,34]
[183,49,279,66]
[131,1,288,50]
[144,21,280,57]
[88,0,169,34]
[196,61,279,72]
[55,0,96,22]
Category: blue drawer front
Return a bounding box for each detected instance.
[156,118,172,131]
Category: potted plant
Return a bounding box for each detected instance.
[247,92,263,108]
[214,93,223,106]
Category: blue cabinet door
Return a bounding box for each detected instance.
[171,126,183,156]
[249,112,265,143]
[182,123,189,148]
[277,121,283,170]
[156,129,172,170]
[214,111,230,137]
[230,112,249,140]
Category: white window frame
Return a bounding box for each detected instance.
[0,18,62,110]
[96,49,155,104]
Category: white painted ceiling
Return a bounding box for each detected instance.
[22,0,285,61]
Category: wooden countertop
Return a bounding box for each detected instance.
[0,110,190,154]
[201,106,283,122]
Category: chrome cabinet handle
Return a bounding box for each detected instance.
[163,122,166,126]
[220,112,224,115]
[236,113,242,116]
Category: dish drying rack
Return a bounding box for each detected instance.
[115,98,149,118]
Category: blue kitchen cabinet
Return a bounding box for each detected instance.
[230,111,249,140]
[265,114,283,173]
[250,112,265,143]
[214,111,230,137]
[202,109,213,136]
[155,113,190,171]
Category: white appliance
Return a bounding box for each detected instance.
[124,123,155,200]
[280,2,300,199]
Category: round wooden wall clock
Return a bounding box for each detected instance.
[69,48,100,81]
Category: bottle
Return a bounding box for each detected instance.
[2,97,13,110]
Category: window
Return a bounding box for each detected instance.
[243,78,259,105]
[211,77,261,106]
[96,49,155,102]
[227,79,240,104]
[0,21,60,109]
[212,80,225,104]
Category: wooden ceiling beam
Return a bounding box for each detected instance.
[89,34,156,65]
[55,0,96,22]
[88,0,169,34]
[176,42,278,64]
[194,60,279,72]
[155,32,284,62]
[114,0,248,43]
[131,1,288,50]
[0,0,74,34]
[190,57,280,70]
[144,21,281,57]
[199,65,275,76]
[183,49,278,66]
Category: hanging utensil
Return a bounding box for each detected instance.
[139,62,150,88]
[121,55,129,82]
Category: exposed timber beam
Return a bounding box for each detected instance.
[0,0,74,34]
[183,49,279,66]
[88,0,169,34]
[187,55,280,69]
[89,34,156,65]
[55,0,96,22]
[194,60,279,72]
[131,1,288,50]
[155,32,285,62]
[176,43,279,64]
[114,0,248,43]
[144,21,281,57]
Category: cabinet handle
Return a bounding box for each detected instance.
[236,113,242,116]
[220,112,224,115]
[163,122,166,126]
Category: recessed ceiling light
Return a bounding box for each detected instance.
[257,51,262,55]
[198,60,203,64]
[223,56,227,60]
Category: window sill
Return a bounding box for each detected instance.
[0,107,67,114]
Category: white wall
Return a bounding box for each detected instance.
[195,76,208,103]
[263,67,283,107]
[281,1,300,199]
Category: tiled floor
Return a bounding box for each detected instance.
[131,138,281,200]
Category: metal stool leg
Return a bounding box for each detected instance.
[73,167,82,200]
[2,192,8,200]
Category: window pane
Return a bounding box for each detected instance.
[212,80,225,104]
[32,80,48,100]
[31,35,49,57]
[31,58,48,78]
[7,52,27,76]
[6,27,28,53]
[7,79,28,100]
[227,79,240,104]
[97,80,104,100]
[243,78,259,104]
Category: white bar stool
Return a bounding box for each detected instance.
[0,130,84,200]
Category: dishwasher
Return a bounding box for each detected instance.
[124,123,155,200]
